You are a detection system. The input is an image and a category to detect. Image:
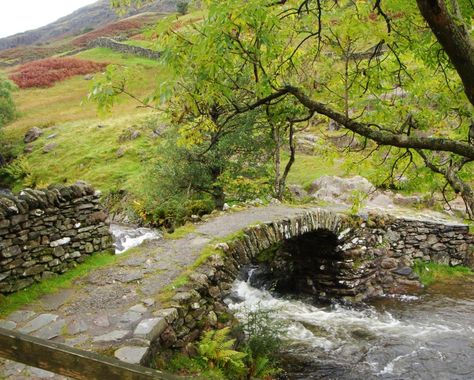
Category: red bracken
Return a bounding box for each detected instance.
[9,58,108,89]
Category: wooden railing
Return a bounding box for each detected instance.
[0,328,181,380]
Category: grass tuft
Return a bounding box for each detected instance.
[413,261,473,287]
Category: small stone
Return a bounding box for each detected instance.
[134,317,167,340]
[19,314,58,334]
[68,318,89,335]
[24,127,43,143]
[50,237,71,247]
[154,308,178,324]
[114,346,148,365]
[9,310,36,323]
[42,142,57,153]
[32,319,66,340]
[143,298,155,307]
[119,311,142,324]
[29,367,56,378]
[392,267,413,277]
[46,133,57,140]
[0,320,17,330]
[129,304,147,314]
[93,330,129,343]
[93,315,110,327]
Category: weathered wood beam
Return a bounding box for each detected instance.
[0,327,181,380]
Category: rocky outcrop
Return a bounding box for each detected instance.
[0,182,113,294]
[88,37,161,60]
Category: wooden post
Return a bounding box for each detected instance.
[0,327,182,380]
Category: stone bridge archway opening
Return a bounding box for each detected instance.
[248,228,355,302]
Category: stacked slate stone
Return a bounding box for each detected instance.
[88,38,162,60]
[0,182,113,294]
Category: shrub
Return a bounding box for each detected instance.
[0,78,17,127]
[9,58,108,89]
[176,1,189,15]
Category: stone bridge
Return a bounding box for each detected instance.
[0,205,472,378]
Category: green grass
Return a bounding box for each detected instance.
[77,47,161,67]
[9,113,161,193]
[164,223,197,240]
[0,251,129,317]
[413,261,474,287]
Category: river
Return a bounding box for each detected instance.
[227,270,474,380]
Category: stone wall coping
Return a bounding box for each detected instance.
[0,182,96,219]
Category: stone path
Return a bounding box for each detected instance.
[0,205,321,379]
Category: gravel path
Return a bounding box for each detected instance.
[0,205,318,379]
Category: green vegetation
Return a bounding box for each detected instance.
[0,250,127,317]
[0,77,17,128]
[161,315,283,379]
[413,261,474,287]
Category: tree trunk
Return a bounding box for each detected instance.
[278,124,296,200]
[416,0,474,107]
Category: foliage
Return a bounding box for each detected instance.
[0,78,17,129]
[413,261,473,286]
[9,58,108,89]
[197,328,247,378]
[136,0,473,214]
[176,1,189,15]
[238,305,284,378]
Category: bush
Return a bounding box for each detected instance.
[176,1,189,15]
[9,58,108,89]
[0,78,17,127]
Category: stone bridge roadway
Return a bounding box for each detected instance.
[0,205,470,379]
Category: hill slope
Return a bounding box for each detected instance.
[0,0,177,51]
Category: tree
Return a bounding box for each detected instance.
[0,77,17,169]
[109,0,474,217]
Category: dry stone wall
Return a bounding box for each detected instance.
[88,37,161,60]
[0,182,113,294]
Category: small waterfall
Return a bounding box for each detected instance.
[109,223,162,254]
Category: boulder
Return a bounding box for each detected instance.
[24,127,43,143]
[288,184,308,200]
[309,175,375,204]
[42,143,57,154]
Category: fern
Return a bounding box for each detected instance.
[198,328,247,377]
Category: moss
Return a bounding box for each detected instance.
[413,261,473,287]
[164,223,197,240]
[256,243,281,263]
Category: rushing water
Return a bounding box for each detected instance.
[226,270,474,380]
[109,223,162,254]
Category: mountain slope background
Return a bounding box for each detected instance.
[0,0,176,51]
